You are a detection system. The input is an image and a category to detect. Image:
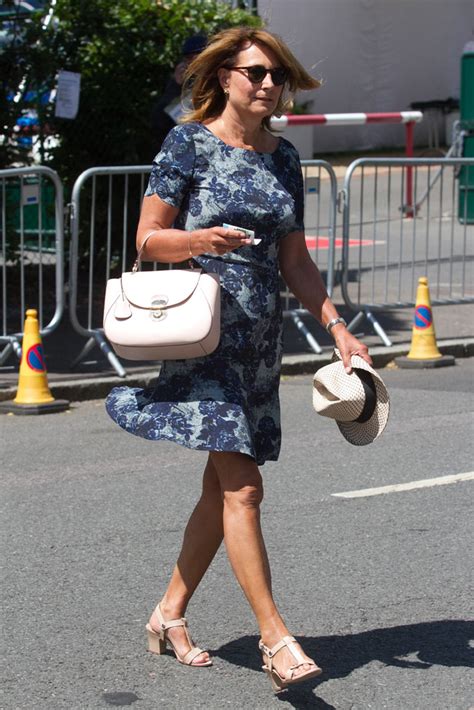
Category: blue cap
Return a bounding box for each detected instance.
[182,34,207,56]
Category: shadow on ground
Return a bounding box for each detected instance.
[212,619,474,709]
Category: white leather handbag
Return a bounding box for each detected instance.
[103,234,221,361]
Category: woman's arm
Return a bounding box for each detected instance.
[136,194,251,262]
[279,231,372,372]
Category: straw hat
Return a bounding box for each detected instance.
[312,350,390,445]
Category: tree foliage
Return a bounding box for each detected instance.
[1,0,260,180]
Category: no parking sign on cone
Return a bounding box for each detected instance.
[0,309,69,415]
[396,278,455,369]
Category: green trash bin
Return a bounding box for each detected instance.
[458,52,474,224]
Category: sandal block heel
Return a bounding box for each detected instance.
[145,604,212,667]
[146,624,166,655]
[262,665,285,693]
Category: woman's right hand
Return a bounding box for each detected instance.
[191,227,252,256]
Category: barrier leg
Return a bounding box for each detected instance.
[0,341,15,366]
[70,336,97,370]
[289,311,323,354]
[71,332,127,377]
[95,331,127,378]
[365,311,393,347]
[347,310,392,347]
[414,137,462,211]
[0,339,22,364]
[346,311,365,334]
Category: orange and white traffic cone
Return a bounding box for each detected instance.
[0,309,69,414]
[396,277,455,368]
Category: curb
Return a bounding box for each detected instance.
[280,338,474,375]
[0,338,472,404]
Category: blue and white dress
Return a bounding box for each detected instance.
[105,122,304,465]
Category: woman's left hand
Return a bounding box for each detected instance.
[332,327,372,373]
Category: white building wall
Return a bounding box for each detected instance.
[259,0,474,155]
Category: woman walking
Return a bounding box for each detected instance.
[106,27,371,692]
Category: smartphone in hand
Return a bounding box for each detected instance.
[223,223,261,245]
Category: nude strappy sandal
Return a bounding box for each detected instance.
[145,604,212,667]
[259,635,322,692]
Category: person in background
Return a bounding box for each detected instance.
[151,34,207,152]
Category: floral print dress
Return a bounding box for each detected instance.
[105,122,304,465]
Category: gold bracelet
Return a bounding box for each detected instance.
[188,233,193,258]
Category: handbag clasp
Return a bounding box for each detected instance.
[150,296,169,321]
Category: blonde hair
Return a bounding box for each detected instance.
[181,27,320,130]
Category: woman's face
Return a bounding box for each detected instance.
[219,42,285,120]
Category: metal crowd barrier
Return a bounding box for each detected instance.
[69,161,338,376]
[281,159,337,354]
[0,166,64,364]
[5,157,471,373]
[340,157,474,346]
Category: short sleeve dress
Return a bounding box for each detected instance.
[105,122,304,466]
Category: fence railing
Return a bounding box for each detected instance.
[69,165,152,377]
[281,159,337,355]
[2,155,472,373]
[0,165,64,364]
[68,161,338,375]
[340,157,474,346]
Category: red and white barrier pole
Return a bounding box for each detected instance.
[270,111,423,129]
[270,111,423,217]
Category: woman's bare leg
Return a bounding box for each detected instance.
[150,455,224,663]
[210,451,316,679]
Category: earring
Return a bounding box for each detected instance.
[224,88,229,97]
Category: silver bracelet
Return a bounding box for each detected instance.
[326,317,347,334]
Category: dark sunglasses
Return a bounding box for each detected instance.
[227,65,289,86]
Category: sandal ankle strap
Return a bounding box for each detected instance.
[259,635,314,674]
[259,635,297,659]
[159,617,187,631]
[154,604,188,631]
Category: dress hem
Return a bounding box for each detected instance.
[111,415,277,466]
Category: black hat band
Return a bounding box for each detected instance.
[353,369,377,423]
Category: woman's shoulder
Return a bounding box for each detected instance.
[155,123,205,162]
[164,122,216,153]
[277,136,301,162]
[165,121,203,143]
[271,136,302,177]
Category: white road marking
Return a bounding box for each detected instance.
[332,472,474,499]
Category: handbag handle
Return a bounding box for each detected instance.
[131,230,195,273]
[132,230,158,273]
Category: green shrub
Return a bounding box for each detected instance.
[1,0,261,182]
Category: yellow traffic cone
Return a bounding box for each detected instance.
[0,309,69,414]
[396,277,455,368]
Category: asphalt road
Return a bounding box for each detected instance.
[2,361,473,710]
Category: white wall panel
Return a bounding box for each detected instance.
[259,0,474,153]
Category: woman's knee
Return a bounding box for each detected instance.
[224,482,264,511]
[210,452,264,510]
